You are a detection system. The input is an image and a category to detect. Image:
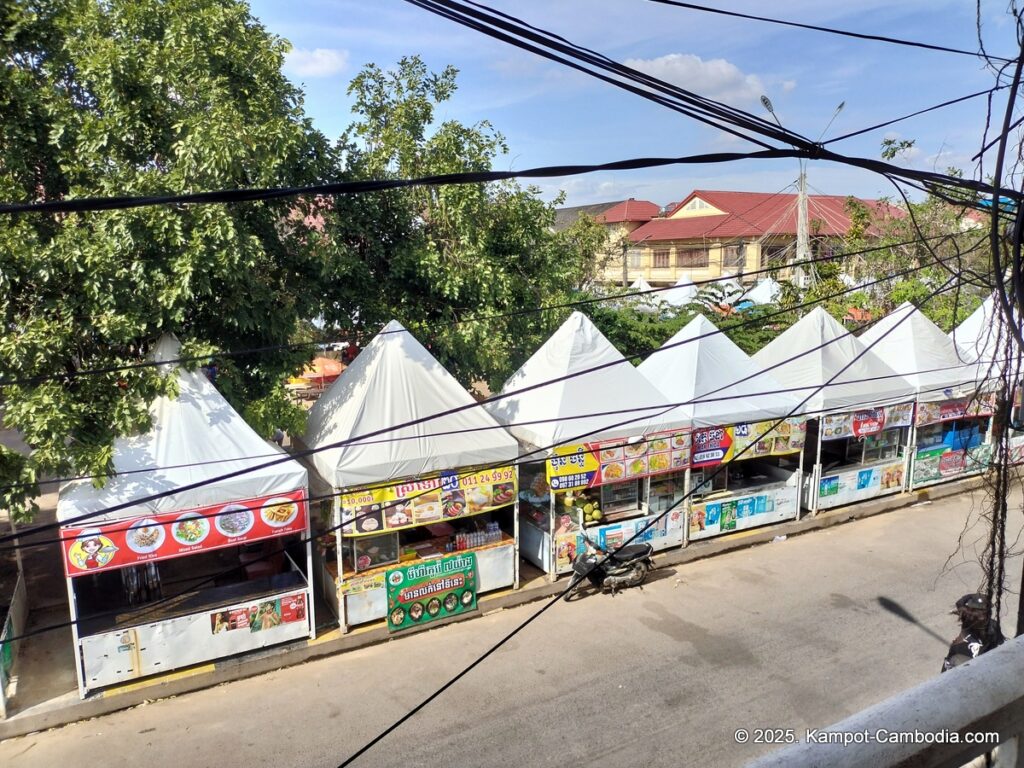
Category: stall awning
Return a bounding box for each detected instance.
[859,302,984,401]
[753,307,915,414]
[485,311,685,450]
[304,320,519,489]
[638,314,802,427]
[950,294,1022,375]
[58,335,307,525]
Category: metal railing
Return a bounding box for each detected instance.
[747,634,1024,768]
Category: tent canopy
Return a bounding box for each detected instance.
[58,335,307,525]
[950,294,1021,375]
[638,314,802,427]
[753,307,915,414]
[859,302,982,400]
[661,276,699,307]
[739,277,782,306]
[628,277,653,293]
[304,320,518,489]
[485,311,684,450]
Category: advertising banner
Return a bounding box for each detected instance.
[691,427,734,467]
[546,431,690,491]
[689,485,798,540]
[915,396,994,426]
[209,592,308,635]
[554,511,684,573]
[338,572,386,597]
[821,403,915,441]
[731,418,806,459]
[62,489,307,577]
[340,466,517,537]
[912,444,993,485]
[817,461,906,508]
[386,552,477,632]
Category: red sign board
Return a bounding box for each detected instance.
[61,488,307,577]
[692,427,734,467]
[852,408,886,438]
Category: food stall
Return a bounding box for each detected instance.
[485,312,689,579]
[302,320,521,633]
[861,302,993,489]
[57,336,313,698]
[754,307,917,513]
[638,314,806,541]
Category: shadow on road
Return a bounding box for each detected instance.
[877,595,950,645]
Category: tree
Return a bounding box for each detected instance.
[319,56,606,391]
[1,0,336,520]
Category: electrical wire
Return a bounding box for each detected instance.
[644,0,1013,62]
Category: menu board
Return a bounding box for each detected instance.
[340,466,517,537]
[546,431,690,491]
[821,403,915,441]
[385,552,477,632]
[913,444,993,483]
[730,418,806,460]
[62,488,308,577]
[915,396,994,427]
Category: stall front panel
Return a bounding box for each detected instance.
[330,465,519,629]
[813,403,914,511]
[911,396,994,488]
[687,418,805,540]
[552,509,685,573]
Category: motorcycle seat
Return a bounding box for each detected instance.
[611,544,653,562]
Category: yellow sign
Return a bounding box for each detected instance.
[730,418,806,459]
[545,443,601,490]
[340,466,517,537]
[338,572,386,596]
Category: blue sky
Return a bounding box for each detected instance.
[249,0,1019,206]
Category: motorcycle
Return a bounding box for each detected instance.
[563,534,655,601]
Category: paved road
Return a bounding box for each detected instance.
[3,488,1020,768]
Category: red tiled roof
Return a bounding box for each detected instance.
[629,190,901,243]
[598,199,661,224]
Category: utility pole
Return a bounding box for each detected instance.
[621,236,628,288]
[796,164,811,288]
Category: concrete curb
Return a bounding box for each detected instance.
[0,476,984,741]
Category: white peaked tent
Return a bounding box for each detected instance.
[629,277,654,293]
[662,276,699,307]
[305,320,518,489]
[638,314,802,427]
[58,335,307,524]
[485,311,683,449]
[717,273,745,301]
[739,277,782,306]
[859,302,982,400]
[753,307,915,413]
[950,294,1022,373]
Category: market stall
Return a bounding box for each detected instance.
[57,336,313,699]
[638,314,807,541]
[302,320,520,633]
[754,307,917,513]
[485,312,689,579]
[861,302,993,489]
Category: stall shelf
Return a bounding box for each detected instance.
[486,312,689,578]
[57,336,313,698]
[754,307,917,513]
[638,314,807,541]
[861,302,993,490]
[303,320,521,633]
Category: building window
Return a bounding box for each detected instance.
[722,245,745,269]
[761,245,789,268]
[627,248,643,268]
[676,248,709,268]
[653,249,670,268]
[684,198,711,211]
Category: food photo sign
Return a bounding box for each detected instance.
[546,431,690,491]
[821,404,914,441]
[62,489,307,576]
[385,552,478,632]
[339,466,517,537]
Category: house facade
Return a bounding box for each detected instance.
[591,189,895,287]
[553,198,662,283]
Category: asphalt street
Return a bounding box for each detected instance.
[2,487,1020,768]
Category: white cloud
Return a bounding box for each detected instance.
[623,53,767,106]
[285,47,349,78]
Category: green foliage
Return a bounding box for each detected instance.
[585,299,695,360]
[1,0,335,520]
[242,387,308,442]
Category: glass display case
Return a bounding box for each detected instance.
[690,467,728,498]
[599,479,641,516]
[845,429,903,464]
[350,533,399,573]
[648,472,685,515]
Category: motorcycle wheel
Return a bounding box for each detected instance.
[626,561,649,588]
[562,576,583,602]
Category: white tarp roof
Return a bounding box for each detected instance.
[717,273,744,301]
[629,277,653,293]
[661,276,699,307]
[305,320,518,489]
[58,335,307,525]
[858,302,982,400]
[753,307,915,413]
[638,314,803,427]
[739,277,782,306]
[950,294,1021,374]
[485,311,684,449]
